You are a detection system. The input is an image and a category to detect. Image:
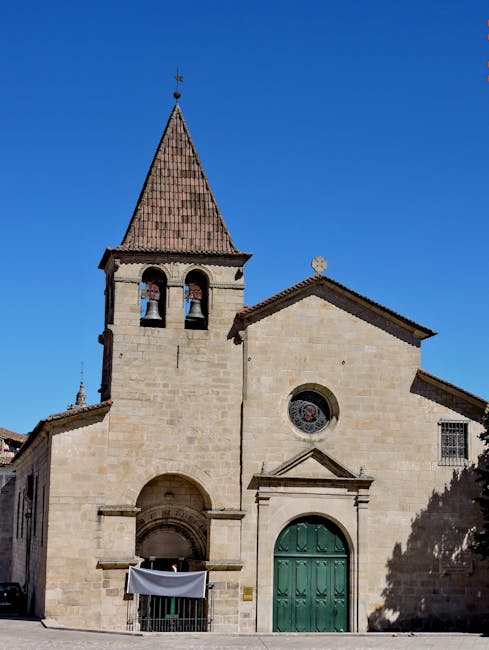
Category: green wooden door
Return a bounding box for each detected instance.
[273,516,348,632]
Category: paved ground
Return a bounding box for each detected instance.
[0,618,487,650]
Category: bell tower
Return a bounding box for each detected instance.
[98,100,250,511]
[99,102,250,399]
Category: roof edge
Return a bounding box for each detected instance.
[0,428,26,442]
[416,369,488,410]
[99,247,252,270]
[235,274,436,339]
[13,401,112,463]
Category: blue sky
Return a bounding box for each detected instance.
[1,1,488,433]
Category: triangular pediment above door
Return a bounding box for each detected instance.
[272,447,357,479]
[248,447,373,490]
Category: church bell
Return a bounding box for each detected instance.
[185,298,205,322]
[142,299,162,321]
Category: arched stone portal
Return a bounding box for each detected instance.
[131,475,212,632]
[135,474,210,569]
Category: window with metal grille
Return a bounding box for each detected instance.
[439,420,468,465]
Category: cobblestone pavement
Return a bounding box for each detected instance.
[0,618,487,650]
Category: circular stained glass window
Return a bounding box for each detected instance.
[289,390,331,434]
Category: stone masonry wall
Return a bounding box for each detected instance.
[103,260,244,514]
[43,412,113,628]
[239,291,486,632]
[10,430,51,617]
[93,257,246,630]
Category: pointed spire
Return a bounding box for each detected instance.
[67,381,87,411]
[121,104,241,254]
[75,381,87,407]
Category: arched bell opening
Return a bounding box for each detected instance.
[140,268,167,328]
[273,515,350,633]
[184,270,208,330]
[135,474,210,570]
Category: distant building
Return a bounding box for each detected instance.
[0,427,25,488]
[0,101,487,633]
[0,427,25,580]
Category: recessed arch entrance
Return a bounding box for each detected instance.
[130,474,212,632]
[135,473,210,568]
[273,515,349,632]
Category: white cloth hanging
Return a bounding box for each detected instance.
[127,566,206,598]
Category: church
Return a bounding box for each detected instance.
[0,99,487,634]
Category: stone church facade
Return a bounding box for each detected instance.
[1,102,487,633]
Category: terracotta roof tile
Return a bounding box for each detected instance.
[102,246,251,258]
[34,400,112,425]
[0,427,25,442]
[121,104,241,254]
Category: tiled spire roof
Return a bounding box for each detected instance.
[121,103,240,254]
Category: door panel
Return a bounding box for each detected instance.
[274,559,290,632]
[273,517,348,632]
[316,523,331,552]
[296,522,308,552]
[315,559,329,596]
[294,559,308,597]
[312,559,331,632]
[276,559,290,597]
[333,558,347,631]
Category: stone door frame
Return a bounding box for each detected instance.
[249,451,372,633]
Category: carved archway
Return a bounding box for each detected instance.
[135,474,209,563]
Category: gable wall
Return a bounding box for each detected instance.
[239,293,487,631]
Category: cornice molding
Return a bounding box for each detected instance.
[97,505,141,517]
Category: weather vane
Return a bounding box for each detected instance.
[174,68,183,101]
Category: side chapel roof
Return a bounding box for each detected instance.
[12,401,112,463]
[119,103,243,255]
[415,369,487,411]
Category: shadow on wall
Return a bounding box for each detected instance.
[369,459,489,633]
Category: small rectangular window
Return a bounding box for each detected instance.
[439,420,468,466]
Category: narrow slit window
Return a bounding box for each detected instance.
[41,485,45,546]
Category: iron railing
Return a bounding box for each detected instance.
[126,586,214,632]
